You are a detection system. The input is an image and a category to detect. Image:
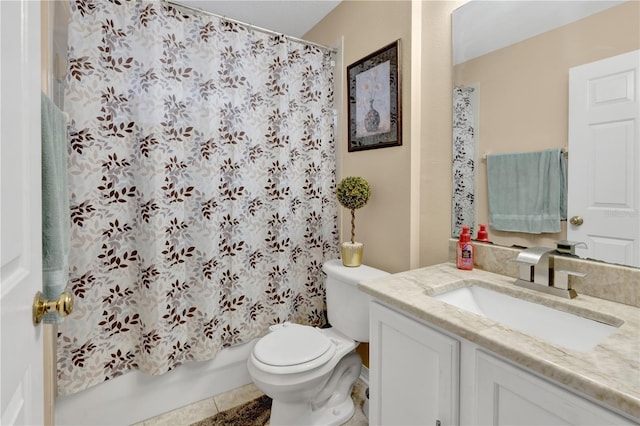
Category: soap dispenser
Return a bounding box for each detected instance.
[456,226,474,270]
[476,224,490,243]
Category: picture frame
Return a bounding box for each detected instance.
[347,40,401,152]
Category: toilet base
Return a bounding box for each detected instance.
[270,398,354,426]
[266,351,362,426]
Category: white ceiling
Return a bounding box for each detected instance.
[176,0,342,39]
[453,1,626,65]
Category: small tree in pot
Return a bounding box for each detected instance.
[336,176,371,267]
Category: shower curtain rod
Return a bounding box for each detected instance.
[163,0,337,54]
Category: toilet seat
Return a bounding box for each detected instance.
[252,324,337,374]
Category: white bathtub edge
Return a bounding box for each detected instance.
[55,339,257,426]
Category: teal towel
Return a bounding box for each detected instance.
[487,148,567,234]
[41,93,70,323]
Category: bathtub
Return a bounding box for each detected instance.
[55,339,257,425]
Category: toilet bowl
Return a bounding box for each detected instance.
[248,323,361,425]
[247,260,389,426]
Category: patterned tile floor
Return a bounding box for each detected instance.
[134,379,369,426]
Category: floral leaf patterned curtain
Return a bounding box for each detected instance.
[58,0,338,396]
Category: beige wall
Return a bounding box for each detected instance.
[453,1,640,249]
[306,0,464,272]
[419,1,464,266]
[306,0,639,273]
[307,1,419,367]
[305,1,414,274]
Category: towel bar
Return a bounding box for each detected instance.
[482,148,567,162]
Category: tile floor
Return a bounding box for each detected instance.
[134,379,369,426]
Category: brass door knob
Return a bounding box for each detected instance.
[33,291,74,325]
[569,216,584,226]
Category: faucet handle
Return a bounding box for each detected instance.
[515,246,555,264]
[554,270,586,290]
[556,240,588,256]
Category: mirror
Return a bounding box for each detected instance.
[452,1,639,267]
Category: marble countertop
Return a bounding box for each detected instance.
[358,262,640,421]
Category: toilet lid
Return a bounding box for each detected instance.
[253,324,332,367]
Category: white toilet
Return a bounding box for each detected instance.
[247,259,389,425]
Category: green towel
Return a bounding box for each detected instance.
[487,148,567,234]
[41,93,70,323]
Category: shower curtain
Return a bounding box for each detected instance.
[58,1,338,396]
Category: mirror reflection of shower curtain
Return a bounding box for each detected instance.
[452,85,478,237]
[59,1,338,396]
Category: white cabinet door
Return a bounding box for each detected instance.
[369,302,459,426]
[475,351,635,425]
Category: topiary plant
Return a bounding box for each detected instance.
[336,176,371,244]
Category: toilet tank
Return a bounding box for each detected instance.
[322,259,389,342]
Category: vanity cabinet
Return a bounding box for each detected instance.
[369,302,459,426]
[475,351,635,425]
[369,301,637,426]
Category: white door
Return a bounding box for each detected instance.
[568,50,640,267]
[1,1,44,425]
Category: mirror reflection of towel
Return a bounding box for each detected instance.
[487,148,567,234]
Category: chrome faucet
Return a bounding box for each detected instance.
[514,246,584,299]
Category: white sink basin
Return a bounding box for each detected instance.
[434,285,619,351]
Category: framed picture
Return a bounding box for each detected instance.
[347,40,401,152]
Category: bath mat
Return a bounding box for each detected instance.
[189,395,272,426]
